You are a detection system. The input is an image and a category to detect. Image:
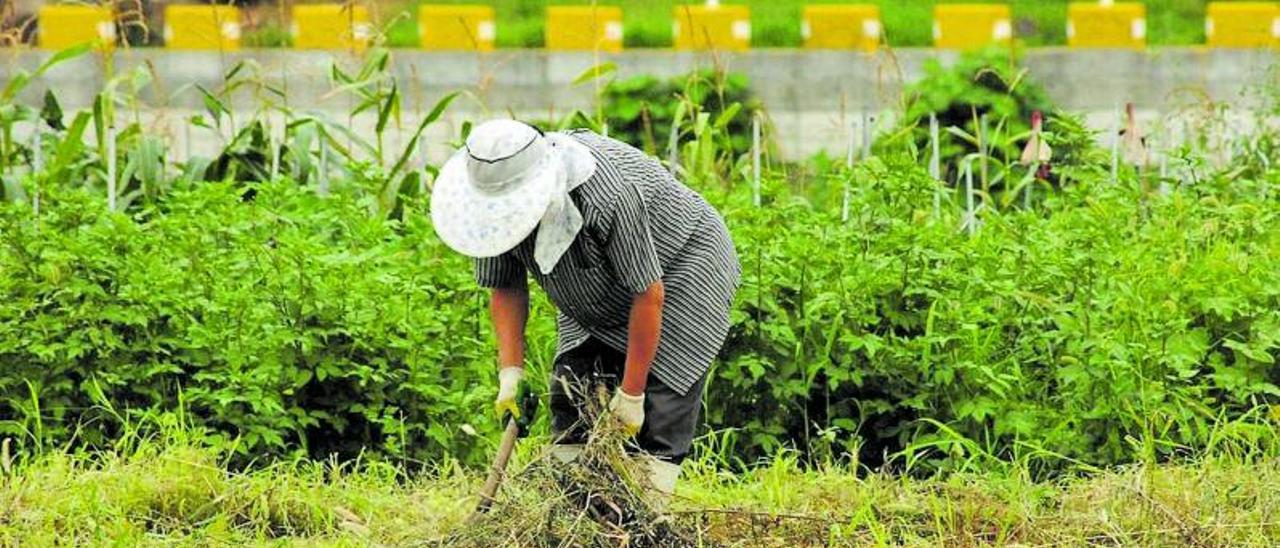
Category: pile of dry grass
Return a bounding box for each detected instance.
[437,413,706,547]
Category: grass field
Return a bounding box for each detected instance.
[381,0,1212,48]
[2,435,1280,545]
[3,432,1278,546]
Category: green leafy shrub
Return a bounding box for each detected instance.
[0,182,504,466]
[600,70,759,159]
[890,50,1061,180]
[709,156,1280,471]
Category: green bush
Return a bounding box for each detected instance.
[710,157,1280,470]
[0,182,503,465]
[888,50,1062,182]
[600,70,759,158]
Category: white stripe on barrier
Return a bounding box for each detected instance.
[863,19,881,39]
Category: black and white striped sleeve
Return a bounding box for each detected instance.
[474,254,527,289]
[605,184,664,294]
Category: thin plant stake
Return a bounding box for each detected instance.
[978,114,988,190]
[32,128,42,218]
[861,111,872,160]
[1024,164,1035,209]
[929,113,941,217]
[666,117,680,176]
[842,118,855,223]
[1159,147,1170,196]
[270,118,281,181]
[751,111,761,207]
[964,159,976,235]
[1110,105,1120,184]
[184,121,192,161]
[106,124,116,212]
[1224,122,1237,166]
[318,134,330,196]
[421,127,431,170]
[1258,149,1271,200]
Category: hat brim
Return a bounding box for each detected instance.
[430,149,558,258]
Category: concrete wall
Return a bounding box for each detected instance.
[2,48,1275,160]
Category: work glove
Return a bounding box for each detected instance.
[608,388,645,436]
[494,366,524,420]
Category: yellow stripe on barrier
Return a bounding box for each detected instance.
[1067,2,1146,49]
[164,5,241,51]
[1206,2,1279,48]
[418,5,495,51]
[547,6,623,52]
[933,4,1012,50]
[291,4,372,51]
[673,4,750,52]
[38,5,115,50]
[803,5,880,51]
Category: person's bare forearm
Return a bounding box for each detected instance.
[490,287,529,369]
[621,280,665,396]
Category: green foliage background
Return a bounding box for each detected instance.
[4,154,1279,471]
[0,45,1277,475]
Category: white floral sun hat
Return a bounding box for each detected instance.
[430,119,596,272]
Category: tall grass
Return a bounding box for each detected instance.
[1,417,1277,545]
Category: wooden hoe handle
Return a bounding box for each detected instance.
[474,417,521,514]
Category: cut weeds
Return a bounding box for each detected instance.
[444,421,700,547]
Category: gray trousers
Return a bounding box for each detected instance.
[549,338,707,464]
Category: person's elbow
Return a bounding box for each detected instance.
[490,286,529,309]
[636,280,665,307]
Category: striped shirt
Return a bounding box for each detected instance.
[474,130,741,396]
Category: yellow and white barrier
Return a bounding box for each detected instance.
[1067,2,1146,49]
[1206,2,1279,48]
[933,4,1012,49]
[547,6,624,52]
[291,4,372,50]
[418,5,495,51]
[164,5,241,51]
[802,5,880,51]
[673,4,750,51]
[38,5,115,50]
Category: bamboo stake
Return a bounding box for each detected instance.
[929,113,941,217]
[861,111,872,160]
[666,118,680,176]
[1159,148,1170,196]
[32,129,41,218]
[318,135,329,196]
[1025,164,1035,209]
[184,121,193,161]
[1110,105,1120,184]
[1258,150,1271,200]
[841,118,855,223]
[270,118,281,181]
[978,113,988,190]
[421,125,431,170]
[751,111,761,207]
[106,125,116,212]
[964,159,976,235]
